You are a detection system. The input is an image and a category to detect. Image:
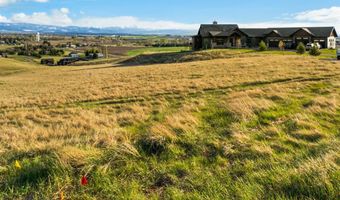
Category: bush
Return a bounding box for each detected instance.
[278,41,285,51]
[85,49,99,57]
[296,42,306,54]
[31,52,41,58]
[259,41,267,51]
[309,44,321,56]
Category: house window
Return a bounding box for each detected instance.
[216,39,225,45]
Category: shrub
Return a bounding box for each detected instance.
[85,49,99,57]
[296,42,306,54]
[31,52,41,58]
[309,44,321,56]
[259,41,267,51]
[278,41,285,51]
[93,53,99,59]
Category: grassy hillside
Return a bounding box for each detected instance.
[0,52,339,199]
[0,57,38,76]
[123,48,337,66]
[127,46,191,56]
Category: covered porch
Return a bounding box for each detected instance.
[210,32,244,49]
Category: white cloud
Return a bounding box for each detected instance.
[238,7,340,32]
[294,6,340,22]
[0,0,48,6]
[0,0,17,6]
[0,14,9,22]
[75,16,198,30]
[11,8,72,26]
[4,8,199,30]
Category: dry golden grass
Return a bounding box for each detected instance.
[0,54,339,157]
[0,55,338,108]
[0,53,339,199]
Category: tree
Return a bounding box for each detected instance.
[85,48,99,57]
[93,53,99,59]
[259,40,267,51]
[309,43,321,56]
[278,40,285,51]
[296,42,306,54]
[43,40,51,46]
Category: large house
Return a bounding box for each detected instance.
[192,21,338,50]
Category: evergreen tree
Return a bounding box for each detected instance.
[296,42,306,54]
[309,43,321,56]
[259,40,267,51]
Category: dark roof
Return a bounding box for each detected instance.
[240,27,337,38]
[198,24,238,37]
[269,28,300,37]
[197,24,337,38]
[305,27,337,37]
[239,28,269,37]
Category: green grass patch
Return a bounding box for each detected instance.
[0,58,37,76]
[127,46,190,56]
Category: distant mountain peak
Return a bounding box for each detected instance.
[0,22,194,36]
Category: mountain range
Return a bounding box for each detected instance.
[0,22,196,36]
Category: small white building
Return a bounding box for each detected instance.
[36,32,40,42]
[97,53,104,58]
[69,52,80,58]
[327,36,336,49]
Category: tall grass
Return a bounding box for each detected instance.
[0,51,339,199]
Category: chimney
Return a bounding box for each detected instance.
[213,21,218,25]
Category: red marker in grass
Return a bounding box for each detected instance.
[81,175,88,186]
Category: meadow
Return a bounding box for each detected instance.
[0,49,339,199]
[126,46,191,56]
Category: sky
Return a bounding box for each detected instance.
[0,0,339,31]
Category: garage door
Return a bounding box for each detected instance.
[269,40,279,48]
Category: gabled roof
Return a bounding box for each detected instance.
[266,29,283,37]
[268,28,301,37]
[198,24,238,37]
[272,30,281,35]
[306,27,337,37]
[301,28,314,36]
[208,31,222,36]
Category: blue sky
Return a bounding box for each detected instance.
[0,0,339,31]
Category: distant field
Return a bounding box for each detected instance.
[0,44,17,50]
[127,46,191,56]
[0,50,339,199]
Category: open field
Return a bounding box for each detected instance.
[127,46,191,56]
[0,50,339,199]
